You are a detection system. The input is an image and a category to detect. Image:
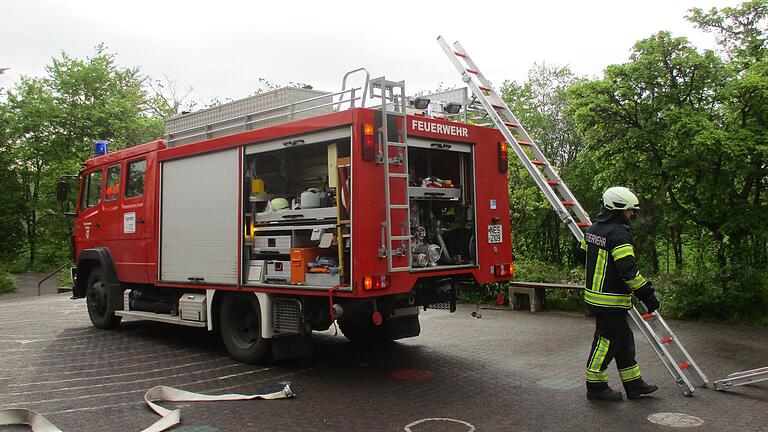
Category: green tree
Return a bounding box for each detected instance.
[500,64,586,265]
[3,45,164,269]
[567,26,767,319]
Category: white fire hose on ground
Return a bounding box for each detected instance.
[0,384,295,432]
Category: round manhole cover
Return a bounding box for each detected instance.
[392,368,434,381]
[404,418,475,432]
[536,378,582,390]
[648,413,704,428]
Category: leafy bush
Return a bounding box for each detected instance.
[0,270,16,294]
[661,266,768,325]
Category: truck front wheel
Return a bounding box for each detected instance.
[219,294,270,364]
[86,268,122,329]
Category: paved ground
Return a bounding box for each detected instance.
[0,292,766,432]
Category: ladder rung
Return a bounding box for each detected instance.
[547,180,559,186]
[576,222,590,228]
[389,173,409,178]
[531,160,545,166]
[466,68,480,75]
[660,337,673,344]
[387,141,407,147]
[390,235,410,241]
[479,86,491,92]
[503,121,518,128]
[453,51,467,58]
[389,204,409,209]
[679,361,691,370]
[562,201,574,206]
[641,313,656,320]
[517,140,532,146]
[491,104,505,110]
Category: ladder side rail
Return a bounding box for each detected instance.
[452,40,593,227]
[630,309,686,384]
[437,37,585,241]
[728,366,768,377]
[652,313,710,387]
[629,308,697,395]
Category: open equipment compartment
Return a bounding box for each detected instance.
[242,128,352,289]
[407,138,477,270]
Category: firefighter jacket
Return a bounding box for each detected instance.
[580,217,652,311]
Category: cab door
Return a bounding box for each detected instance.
[74,167,105,252]
[114,157,150,283]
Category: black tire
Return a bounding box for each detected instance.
[86,268,122,329]
[218,294,270,364]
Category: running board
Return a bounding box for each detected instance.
[115,310,207,328]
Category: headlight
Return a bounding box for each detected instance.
[414,253,429,267]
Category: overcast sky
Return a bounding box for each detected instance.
[2,0,742,107]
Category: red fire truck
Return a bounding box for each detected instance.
[65,73,513,363]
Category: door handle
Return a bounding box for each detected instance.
[94,223,100,229]
[137,218,145,224]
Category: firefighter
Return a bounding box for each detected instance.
[580,186,660,401]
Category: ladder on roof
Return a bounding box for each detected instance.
[370,77,411,272]
[438,35,709,396]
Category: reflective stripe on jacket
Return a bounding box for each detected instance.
[580,218,649,311]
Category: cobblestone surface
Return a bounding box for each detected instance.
[0,294,766,431]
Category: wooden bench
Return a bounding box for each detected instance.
[508,281,584,312]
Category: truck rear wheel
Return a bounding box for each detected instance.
[219,294,270,364]
[86,268,122,329]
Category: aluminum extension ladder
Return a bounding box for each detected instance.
[437,35,709,396]
[369,77,411,271]
[714,366,768,391]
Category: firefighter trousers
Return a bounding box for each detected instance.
[585,310,642,392]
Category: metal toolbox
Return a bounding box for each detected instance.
[179,293,207,322]
[254,235,292,254]
[265,260,291,283]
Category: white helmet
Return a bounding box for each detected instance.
[602,187,640,211]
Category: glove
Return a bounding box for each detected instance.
[634,282,659,313]
[642,294,660,313]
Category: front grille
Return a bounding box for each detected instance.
[273,298,302,334]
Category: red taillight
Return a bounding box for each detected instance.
[362,123,376,161]
[363,275,390,290]
[494,263,514,277]
[498,141,509,172]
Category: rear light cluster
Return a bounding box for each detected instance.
[494,263,514,277]
[498,141,509,172]
[363,275,390,290]
[362,123,376,161]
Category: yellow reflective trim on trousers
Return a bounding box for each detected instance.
[611,244,634,260]
[586,370,608,382]
[586,337,610,382]
[585,289,632,308]
[619,364,641,382]
[580,238,587,251]
[591,249,608,292]
[626,272,647,290]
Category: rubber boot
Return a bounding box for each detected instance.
[624,378,658,399]
[586,386,624,401]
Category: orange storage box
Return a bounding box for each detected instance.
[290,247,323,285]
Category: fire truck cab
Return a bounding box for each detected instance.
[69,74,514,363]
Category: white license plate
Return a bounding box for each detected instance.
[488,224,503,244]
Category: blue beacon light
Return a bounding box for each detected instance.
[93,140,109,156]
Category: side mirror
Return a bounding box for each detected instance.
[56,181,70,203]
